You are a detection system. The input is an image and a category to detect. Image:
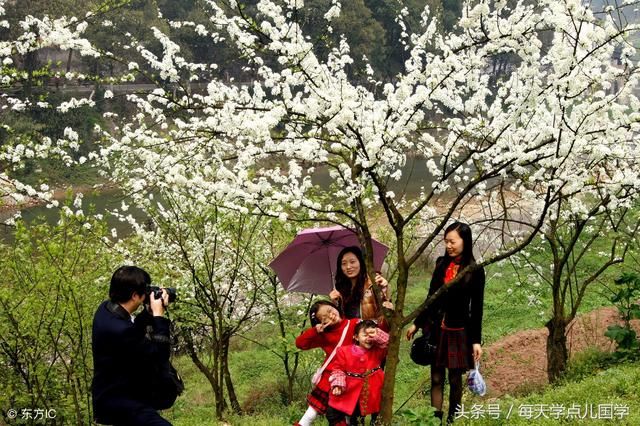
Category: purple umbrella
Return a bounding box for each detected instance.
[269,225,389,295]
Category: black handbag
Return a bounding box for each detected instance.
[410,304,442,366]
[410,332,437,366]
[136,311,185,410]
[148,360,185,410]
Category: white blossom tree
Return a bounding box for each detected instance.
[511,187,640,383]
[110,195,278,419]
[2,0,640,423]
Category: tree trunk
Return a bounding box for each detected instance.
[23,51,38,98]
[285,352,294,404]
[378,311,402,424]
[379,261,409,425]
[70,375,84,426]
[222,336,242,414]
[273,278,303,405]
[545,317,568,383]
[66,49,73,73]
[185,331,226,419]
[282,350,300,405]
[214,344,227,418]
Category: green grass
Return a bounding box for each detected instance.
[480,259,619,345]
[163,353,640,425]
[162,356,218,425]
[458,361,640,425]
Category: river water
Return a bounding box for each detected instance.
[0,189,147,243]
[0,157,434,242]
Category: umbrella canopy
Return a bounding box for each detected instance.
[269,225,389,295]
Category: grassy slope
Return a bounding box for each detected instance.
[462,361,640,426]
[162,258,634,425]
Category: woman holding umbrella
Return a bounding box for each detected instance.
[271,229,393,425]
[329,246,393,323]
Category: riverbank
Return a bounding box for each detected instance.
[0,181,118,215]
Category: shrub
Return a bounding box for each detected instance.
[0,214,112,424]
[604,273,640,361]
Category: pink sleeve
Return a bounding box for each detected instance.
[329,370,346,389]
[329,348,347,389]
[371,329,389,349]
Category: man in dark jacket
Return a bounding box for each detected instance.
[92,266,172,425]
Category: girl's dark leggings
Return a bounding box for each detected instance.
[326,405,378,426]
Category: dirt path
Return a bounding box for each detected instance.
[482,306,640,397]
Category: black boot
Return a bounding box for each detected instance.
[446,409,456,424]
[434,410,443,425]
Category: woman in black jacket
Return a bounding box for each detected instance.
[406,222,485,424]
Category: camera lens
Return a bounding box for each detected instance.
[165,288,177,303]
[147,286,177,303]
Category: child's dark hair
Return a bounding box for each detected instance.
[353,319,378,344]
[309,300,340,326]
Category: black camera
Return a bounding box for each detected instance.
[146,286,177,304]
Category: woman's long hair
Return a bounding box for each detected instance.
[434,221,475,279]
[334,246,368,307]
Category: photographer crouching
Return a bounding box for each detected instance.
[92,266,181,425]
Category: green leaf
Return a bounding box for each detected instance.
[605,325,629,343]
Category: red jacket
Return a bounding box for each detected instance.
[328,330,389,416]
[295,319,359,393]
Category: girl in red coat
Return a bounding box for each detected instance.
[295,300,359,426]
[326,319,389,426]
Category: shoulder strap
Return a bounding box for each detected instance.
[317,320,351,374]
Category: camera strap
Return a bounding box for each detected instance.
[106,301,132,321]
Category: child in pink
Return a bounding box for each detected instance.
[327,319,389,426]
